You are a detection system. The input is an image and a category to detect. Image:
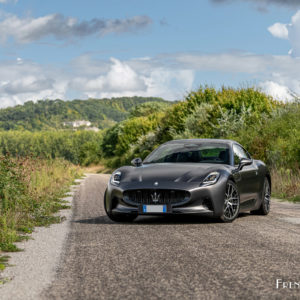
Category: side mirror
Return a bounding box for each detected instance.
[238,158,253,171]
[131,157,142,167]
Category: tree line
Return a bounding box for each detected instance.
[0,96,168,131]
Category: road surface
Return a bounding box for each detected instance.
[44,174,300,299]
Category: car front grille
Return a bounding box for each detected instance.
[123,189,190,205]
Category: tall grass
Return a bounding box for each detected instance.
[271,168,300,202]
[0,156,82,258]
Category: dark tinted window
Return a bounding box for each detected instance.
[144,143,230,164]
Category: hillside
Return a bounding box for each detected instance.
[0,97,169,131]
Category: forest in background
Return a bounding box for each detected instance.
[0,96,168,131]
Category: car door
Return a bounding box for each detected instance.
[232,144,259,207]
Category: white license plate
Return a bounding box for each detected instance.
[143,205,167,213]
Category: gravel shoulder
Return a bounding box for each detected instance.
[0,177,85,300]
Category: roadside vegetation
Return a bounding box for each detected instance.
[0,156,82,270]
[0,130,103,166]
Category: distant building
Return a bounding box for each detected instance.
[63,120,92,128]
[85,127,100,132]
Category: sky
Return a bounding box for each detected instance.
[0,0,300,107]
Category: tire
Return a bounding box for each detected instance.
[103,189,137,223]
[251,178,271,215]
[220,180,240,223]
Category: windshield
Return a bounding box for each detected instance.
[144,143,230,164]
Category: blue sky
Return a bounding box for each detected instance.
[0,0,300,107]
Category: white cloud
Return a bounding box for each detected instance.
[259,81,294,101]
[174,52,272,73]
[143,69,194,100]
[0,56,195,108]
[70,58,194,100]
[70,58,146,94]
[1,51,300,108]
[268,10,300,57]
[0,0,18,3]
[268,23,288,39]
[2,44,300,108]
[171,52,300,100]
[101,58,147,92]
[211,0,300,7]
[0,59,68,108]
[0,13,152,43]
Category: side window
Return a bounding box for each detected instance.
[233,144,250,165]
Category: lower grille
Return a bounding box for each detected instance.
[123,189,190,205]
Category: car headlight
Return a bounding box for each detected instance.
[111,171,122,186]
[201,172,220,186]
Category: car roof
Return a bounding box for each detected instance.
[164,138,238,146]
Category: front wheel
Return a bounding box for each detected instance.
[220,180,240,223]
[103,189,137,223]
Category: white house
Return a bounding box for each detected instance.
[63,120,92,128]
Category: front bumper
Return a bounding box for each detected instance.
[105,177,227,217]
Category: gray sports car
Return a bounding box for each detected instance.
[104,139,271,222]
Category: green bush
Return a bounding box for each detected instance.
[101,86,279,168]
[232,102,300,168]
[101,104,166,164]
[157,86,275,143]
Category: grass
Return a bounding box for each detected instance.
[83,163,113,174]
[271,168,300,202]
[0,255,9,271]
[0,156,82,270]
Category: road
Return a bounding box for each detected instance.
[44,174,300,299]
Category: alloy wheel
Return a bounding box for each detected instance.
[223,182,240,221]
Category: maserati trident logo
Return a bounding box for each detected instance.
[151,192,160,203]
[154,181,159,186]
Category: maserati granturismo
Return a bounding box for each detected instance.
[104,139,271,222]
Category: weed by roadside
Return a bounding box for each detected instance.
[83,163,113,174]
[0,255,9,271]
[0,155,82,270]
[271,168,300,202]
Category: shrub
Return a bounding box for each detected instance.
[0,156,81,252]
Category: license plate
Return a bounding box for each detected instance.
[143,205,167,213]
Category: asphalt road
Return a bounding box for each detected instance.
[44,174,300,300]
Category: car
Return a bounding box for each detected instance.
[104,139,271,222]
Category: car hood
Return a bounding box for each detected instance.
[119,163,231,184]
